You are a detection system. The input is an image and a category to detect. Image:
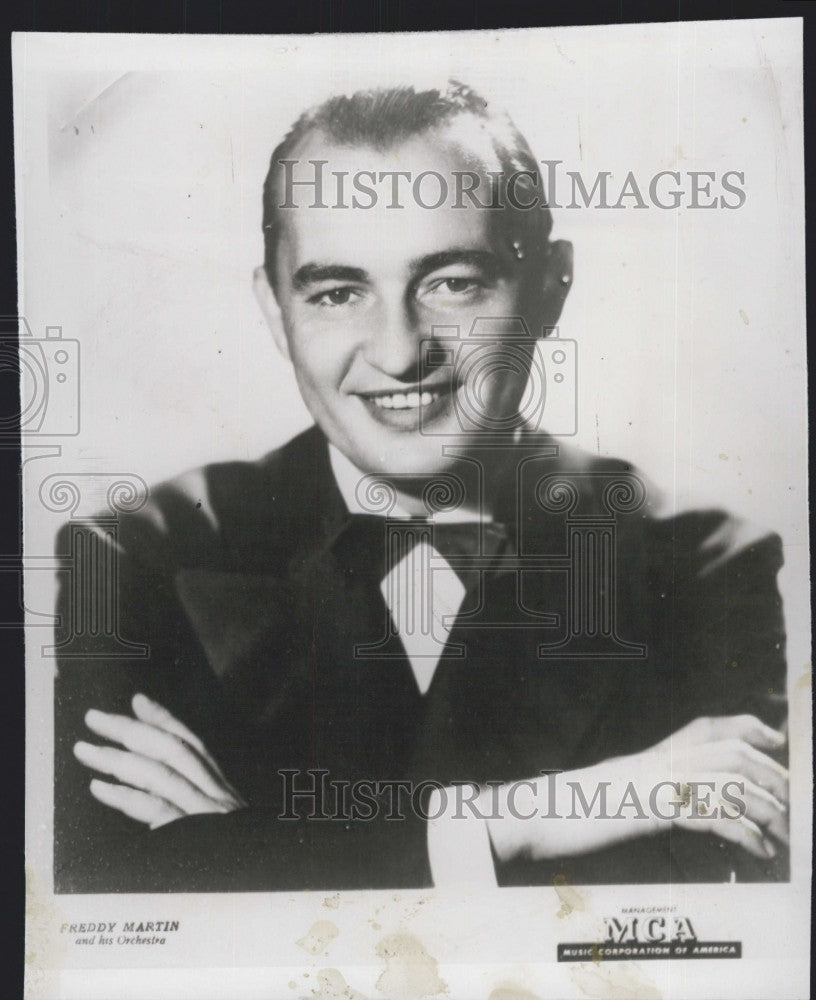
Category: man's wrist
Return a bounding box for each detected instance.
[426,784,498,888]
[482,781,536,863]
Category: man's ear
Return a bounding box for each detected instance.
[253,266,291,361]
[539,239,574,326]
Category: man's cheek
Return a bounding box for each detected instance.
[289,362,323,408]
[293,358,348,411]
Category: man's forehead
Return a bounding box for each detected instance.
[287,120,501,182]
[274,128,506,274]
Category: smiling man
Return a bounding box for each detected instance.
[252,85,574,502]
[54,82,789,893]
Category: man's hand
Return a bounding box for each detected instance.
[73,693,246,829]
[483,713,788,865]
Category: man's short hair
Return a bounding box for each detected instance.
[262,79,553,288]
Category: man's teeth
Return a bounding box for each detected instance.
[372,391,438,410]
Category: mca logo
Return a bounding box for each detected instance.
[603,915,697,944]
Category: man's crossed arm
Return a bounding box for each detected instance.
[74,695,788,881]
[74,693,246,828]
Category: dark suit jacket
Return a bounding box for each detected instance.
[53,426,788,892]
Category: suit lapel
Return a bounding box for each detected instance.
[174,569,294,681]
[172,430,424,767]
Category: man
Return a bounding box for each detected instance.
[54,82,788,893]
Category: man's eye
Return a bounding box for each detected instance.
[310,287,359,307]
[439,277,480,294]
[422,276,485,300]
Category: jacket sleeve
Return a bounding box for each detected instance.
[70,807,432,893]
[660,510,788,882]
[498,506,789,887]
[53,514,193,891]
[662,509,787,731]
[53,508,433,893]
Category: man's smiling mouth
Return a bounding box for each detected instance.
[370,390,439,410]
[356,384,457,428]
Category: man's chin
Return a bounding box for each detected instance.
[361,451,461,480]
[345,436,464,480]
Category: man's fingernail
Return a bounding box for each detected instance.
[763,837,777,858]
[85,709,103,724]
[74,741,95,756]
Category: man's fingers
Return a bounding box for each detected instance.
[721,715,787,752]
[74,741,224,815]
[670,770,788,845]
[130,694,207,756]
[131,693,234,798]
[84,708,231,802]
[737,778,789,845]
[130,694,229,780]
[707,740,789,805]
[683,774,788,847]
[678,811,772,860]
[720,815,777,860]
[665,715,786,754]
[701,715,786,752]
[89,778,184,829]
[129,697,244,802]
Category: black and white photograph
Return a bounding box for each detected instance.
[17,19,810,1000]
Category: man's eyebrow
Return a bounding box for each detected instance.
[291,263,370,291]
[291,250,499,292]
[409,249,500,278]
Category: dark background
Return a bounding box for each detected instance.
[1,2,813,997]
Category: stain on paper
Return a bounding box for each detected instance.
[553,874,588,918]
[301,967,369,1000]
[25,865,70,1000]
[488,983,543,1000]
[571,961,662,999]
[297,920,339,955]
[375,932,447,1000]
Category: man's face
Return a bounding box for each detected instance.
[266,129,543,478]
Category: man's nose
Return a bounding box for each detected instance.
[362,301,423,380]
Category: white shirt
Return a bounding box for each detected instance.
[328,445,497,887]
